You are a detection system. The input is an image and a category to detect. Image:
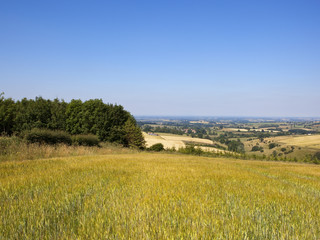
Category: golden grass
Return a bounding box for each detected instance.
[276,135,320,149]
[0,137,133,162]
[1,153,319,239]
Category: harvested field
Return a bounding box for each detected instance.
[143,132,214,149]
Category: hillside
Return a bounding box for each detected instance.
[1,152,319,239]
[244,134,320,159]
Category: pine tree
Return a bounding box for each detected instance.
[123,117,145,149]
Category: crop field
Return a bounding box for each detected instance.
[1,153,320,239]
[143,132,214,149]
[276,135,320,149]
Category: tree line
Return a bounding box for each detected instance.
[0,93,145,149]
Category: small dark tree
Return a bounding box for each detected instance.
[269,143,277,149]
[251,146,262,152]
[228,140,245,153]
[123,117,145,149]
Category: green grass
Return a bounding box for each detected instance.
[1,152,320,239]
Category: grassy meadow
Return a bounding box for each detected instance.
[1,152,320,239]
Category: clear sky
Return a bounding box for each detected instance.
[1,0,319,117]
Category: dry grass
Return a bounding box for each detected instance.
[0,153,319,239]
[275,135,320,149]
[0,137,133,162]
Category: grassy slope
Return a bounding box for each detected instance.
[244,135,320,158]
[1,153,320,239]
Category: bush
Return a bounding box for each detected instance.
[72,134,99,146]
[24,129,72,145]
[148,143,164,152]
[269,143,277,149]
[227,140,245,153]
[251,146,263,152]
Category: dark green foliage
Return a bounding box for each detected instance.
[0,93,16,135]
[272,150,277,158]
[0,94,144,149]
[227,140,245,153]
[72,134,99,146]
[48,99,67,130]
[148,143,164,152]
[65,99,84,134]
[122,117,146,149]
[152,126,184,135]
[251,146,263,152]
[314,152,320,160]
[24,129,72,145]
[268,143,277,149]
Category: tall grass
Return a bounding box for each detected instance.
[0,136,133,162]
[0,153,319,239]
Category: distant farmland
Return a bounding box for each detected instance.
[143,132,226,152]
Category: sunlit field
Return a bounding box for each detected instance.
[143,132,214,149]
[276,134,320,149]
[1,153,319,239]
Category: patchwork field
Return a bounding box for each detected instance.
[1,153,320,239]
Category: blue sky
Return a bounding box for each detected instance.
[1,0,319,117]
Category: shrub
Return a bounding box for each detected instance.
[148,143,164,152]
[0,136,23,155]
[251,146,263,152]
[24,129,72,145]
[179,145,203,156]
[269,143,277,149]
[227,140,245,153]
[72,134,99,147]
